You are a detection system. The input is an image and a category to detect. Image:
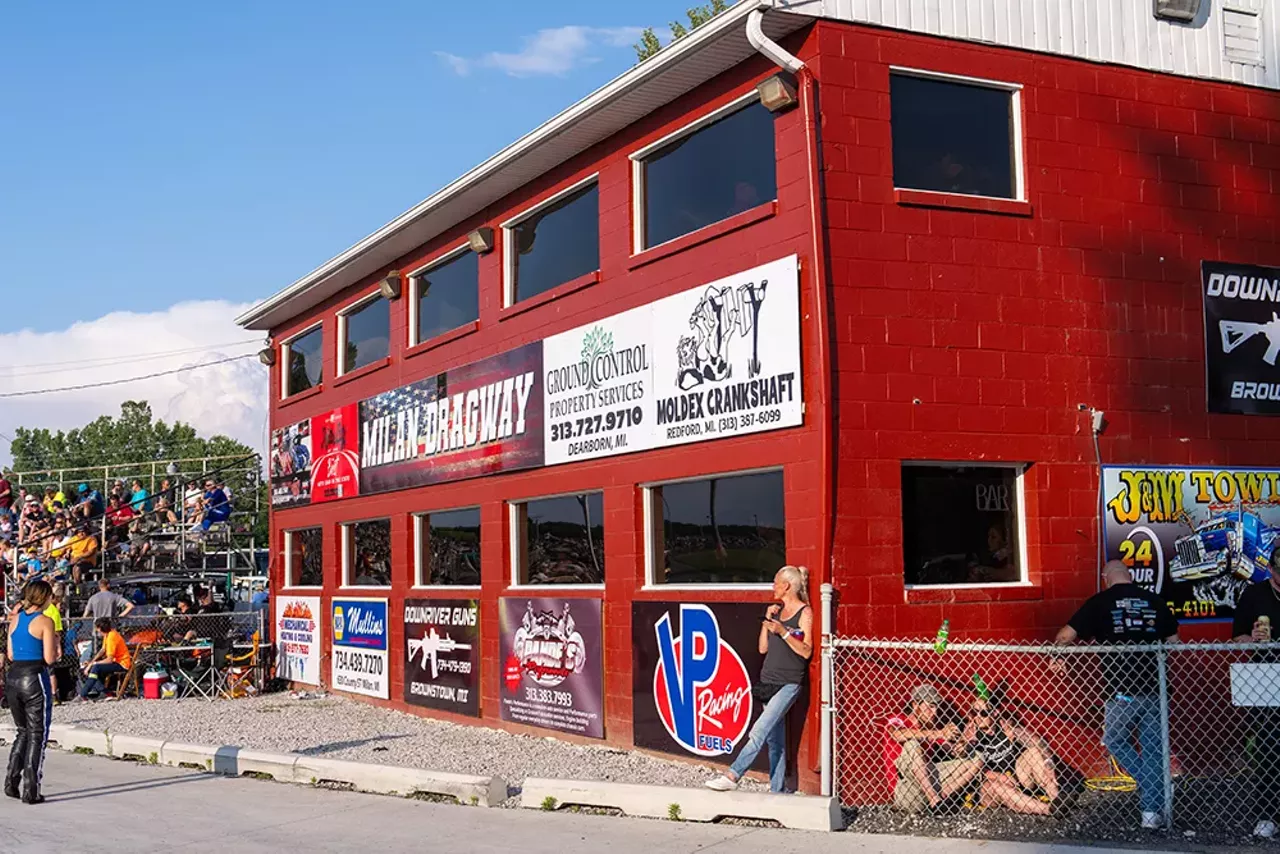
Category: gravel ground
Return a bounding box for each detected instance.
[55,694,764,806]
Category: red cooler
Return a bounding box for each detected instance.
[143,671,166,700]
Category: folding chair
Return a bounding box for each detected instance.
[219,632,261,699]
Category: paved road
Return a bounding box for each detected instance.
[1,752,1163,854]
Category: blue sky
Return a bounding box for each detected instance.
[0,0,697,334]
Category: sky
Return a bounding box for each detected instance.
[0,0,699,464]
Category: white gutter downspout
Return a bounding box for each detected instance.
[746,7,805,73]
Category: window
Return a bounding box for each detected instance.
[511,492,604,585]
[902,464,1024,586]
[283,326,323,397]
[338,294,390,375]
[889,70,1022,200]
[284,527,323,588]
[647,470,786,586]
[635,98,776,250]
[342,518,392,587]
[505,179,599,305]
[410,248,479,345]
[415,508,481,586]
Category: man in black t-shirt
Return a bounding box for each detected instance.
[1233,550,1280,839]
[1055,561,1179,830]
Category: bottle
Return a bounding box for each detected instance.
[972,673,989,700]
[934,619,950,654]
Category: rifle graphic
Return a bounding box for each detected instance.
[1221,313,1280,365]
[408,627,471,679]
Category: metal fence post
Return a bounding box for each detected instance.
[820,582,834,798]
[1157,644,1174,830]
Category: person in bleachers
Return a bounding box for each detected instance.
[129,480,150,514]
[192,479,232,537]
[68,524,100,589]
[41,487,64,515]
[74,484,103,520]
[0,472,12,518]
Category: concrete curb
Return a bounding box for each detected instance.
[0,723,504,807]
[521,778,844,832]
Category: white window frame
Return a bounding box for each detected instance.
[413,507,482,589]
[340,518,393,590]
[901,460,1031,590]
[629,90,766,254]
[500,173,599,308]
[335,289,386,378]
[407,243,475,347]
[888,66,1027,203]
[280,322,323,399]
[283,527,324,589]
[508,491,606,590]
[642,466,784,591]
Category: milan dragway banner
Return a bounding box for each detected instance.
[275,595,321,686]
[359,343,544,494]
[403,599,480,717]
[499,598,603,739]
[1203,261,1280,415]
[1102,466,1280,622]
[269,418,313,508]
[631,603,766,768]
[331,597,389,699]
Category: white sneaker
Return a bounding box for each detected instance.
[704,775,738,792]
[1141,811,1163,830]
[1254,820,1277,838]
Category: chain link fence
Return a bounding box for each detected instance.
[831,637,1280,845]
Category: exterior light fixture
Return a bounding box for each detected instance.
[1153,0,1202,22]
[757,72,799,113]
[258,346,277,366]
[380,270,402,300]
[468,227,495,254]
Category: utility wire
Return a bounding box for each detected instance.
[3,340,262,377]
[0,354,260,399]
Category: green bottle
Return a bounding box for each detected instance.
[973,673,989,700]
[934,619,950,654]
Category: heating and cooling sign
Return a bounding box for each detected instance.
[1203,260,1280,415]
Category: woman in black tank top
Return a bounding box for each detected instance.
[705,566,813,794]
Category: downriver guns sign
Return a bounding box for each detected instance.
[403,599,480,717]
[1102,466,1280,621]
[499,598,604,738]
[1203,261,1280,415]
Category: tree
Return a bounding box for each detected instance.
[634,0,730,63]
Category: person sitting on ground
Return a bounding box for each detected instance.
[82,578,135,622]
[79,618,132,701]
[960,697,1060,815]
[886,684,986,814]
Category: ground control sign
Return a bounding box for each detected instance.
[331,597,389,699]
[1203,261,1280,415]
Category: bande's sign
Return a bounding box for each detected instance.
[1203,261,1280,415]
[499,598,604,738]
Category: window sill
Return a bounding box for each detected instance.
[338,585,393,592]
[410,585,482,592]
[333,357,390,388]
[640,583,774,592]
[905,583,1042,604]
[505,584,604,593]
[406,320,480,359]
[894,188,1032,217]
[500,270,600,320]
[281,585,324,591]
[280,385,324,409]
[628,201,777,270]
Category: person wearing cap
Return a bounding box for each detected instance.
[885,684,985,814]
[74,484,103,520]
[1232,548,1280,838]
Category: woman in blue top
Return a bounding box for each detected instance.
[6,579,58,804]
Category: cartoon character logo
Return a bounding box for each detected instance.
[653,604,753,757]
[676,279,768,391]
[511,602,586,687]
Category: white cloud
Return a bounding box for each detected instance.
[439,26,644,78]
[0,301,269,468]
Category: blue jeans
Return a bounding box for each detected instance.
[80,662,127,699]
[1103,694,1163,815]
[729,683,803,792]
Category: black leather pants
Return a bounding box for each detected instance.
[6,661,51,802]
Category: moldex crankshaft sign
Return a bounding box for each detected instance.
[631,603,766,768]
[499,598,603,738]
[403,599,480,717]
[1203,261,1280,415]
[1101,466,1280,621]
[331,597,389,699]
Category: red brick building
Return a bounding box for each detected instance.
[239,0,1280,792]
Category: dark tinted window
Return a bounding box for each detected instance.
[288,527,323,587]
[654,471,786,585]
[890,74,1017,199]
[347,518,392,586]
[510,183,599,303]
[421,508,481,586]
[286,327,323,396]
[342,297,390,374]
[902,465,1021,586]
[517,493,604,584]
[642,101,776,249]
[415,250,479,344]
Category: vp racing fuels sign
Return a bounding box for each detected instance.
[1203,261,1280,415]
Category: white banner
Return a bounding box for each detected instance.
[331,597,390,699]
[275,595,321,687]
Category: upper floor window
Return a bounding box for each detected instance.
[410,247,479,346]
[284,527,323,588]
[342,518,392,587]
[504,178,599,306]
[282,325,323,398]
[415,507,481,586]
[510,492,604,586]
[338,293,390,375]
[889,69,1022,200]
[634,97,776,251]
